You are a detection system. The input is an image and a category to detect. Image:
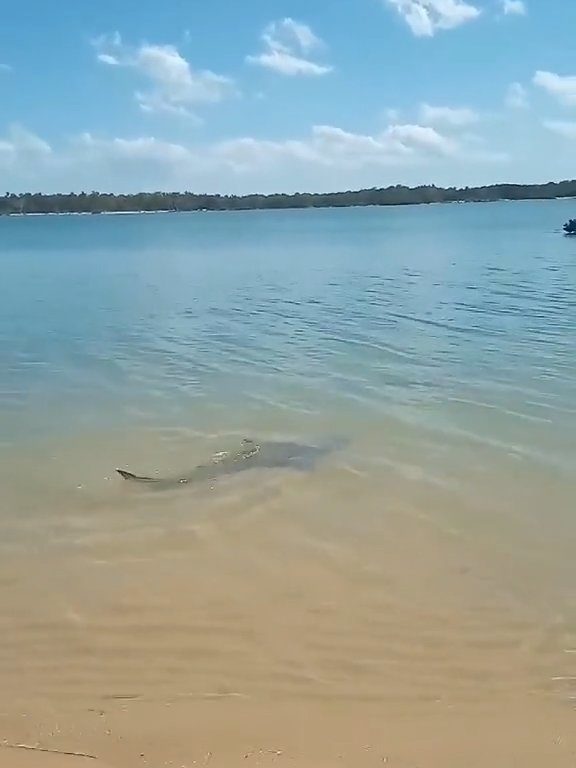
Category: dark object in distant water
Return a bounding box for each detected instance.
[116,437,344,491]
[563,218,576,235]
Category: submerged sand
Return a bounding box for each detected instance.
[0,433,575,766]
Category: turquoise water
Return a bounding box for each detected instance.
[2,201,575,452]
[2,200,576,712]
[1,201,576,547]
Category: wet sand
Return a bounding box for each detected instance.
[0,436,575,767]
[1,701,575,768]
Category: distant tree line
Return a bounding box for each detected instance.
[1,181,576,215]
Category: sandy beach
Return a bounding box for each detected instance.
[1,700,575,768]
[1,446,575,768]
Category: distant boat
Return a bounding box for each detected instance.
[563,218,576,235]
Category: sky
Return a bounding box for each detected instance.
[1,0,576,194]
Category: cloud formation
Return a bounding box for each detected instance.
[385,0,481,37]
[533,70,576,107]
[0,112,507,197]
[92,33,236,117]
[247,18,332,76]
[74,133,193,164]
[501,0,526,15]
[0,125,52,170]
[216,123,459,173]
[419,103,479,126]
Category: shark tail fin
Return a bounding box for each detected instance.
[116,468,155,482]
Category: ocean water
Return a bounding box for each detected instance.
[1,200,576,740]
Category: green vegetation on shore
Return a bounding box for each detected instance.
[2,180,576,215]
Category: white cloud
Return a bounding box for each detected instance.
[0,63,11,72]
[52,133,205,192]
[501,0,526,15]
[533,70,576,107]
[247,18,332,76]
[543,120,576,140]
[72,120,494,179]
[385,0,480,37]
[218,123,465,174]
[420,103,479,126]
[73,133,193,164]
[92,33,236,117]
[383,123,457,153]
[93,30,122,64]
[505,82,528,109]
[0,116,507,195]
[0,125,52,169]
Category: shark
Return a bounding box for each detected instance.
[116,437,344,491]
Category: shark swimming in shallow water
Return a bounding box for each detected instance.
[116,438,343,490]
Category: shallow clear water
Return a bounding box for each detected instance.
[1,201,576,720]
[2,201,575,468]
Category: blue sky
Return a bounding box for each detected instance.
[1,0,576,194]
